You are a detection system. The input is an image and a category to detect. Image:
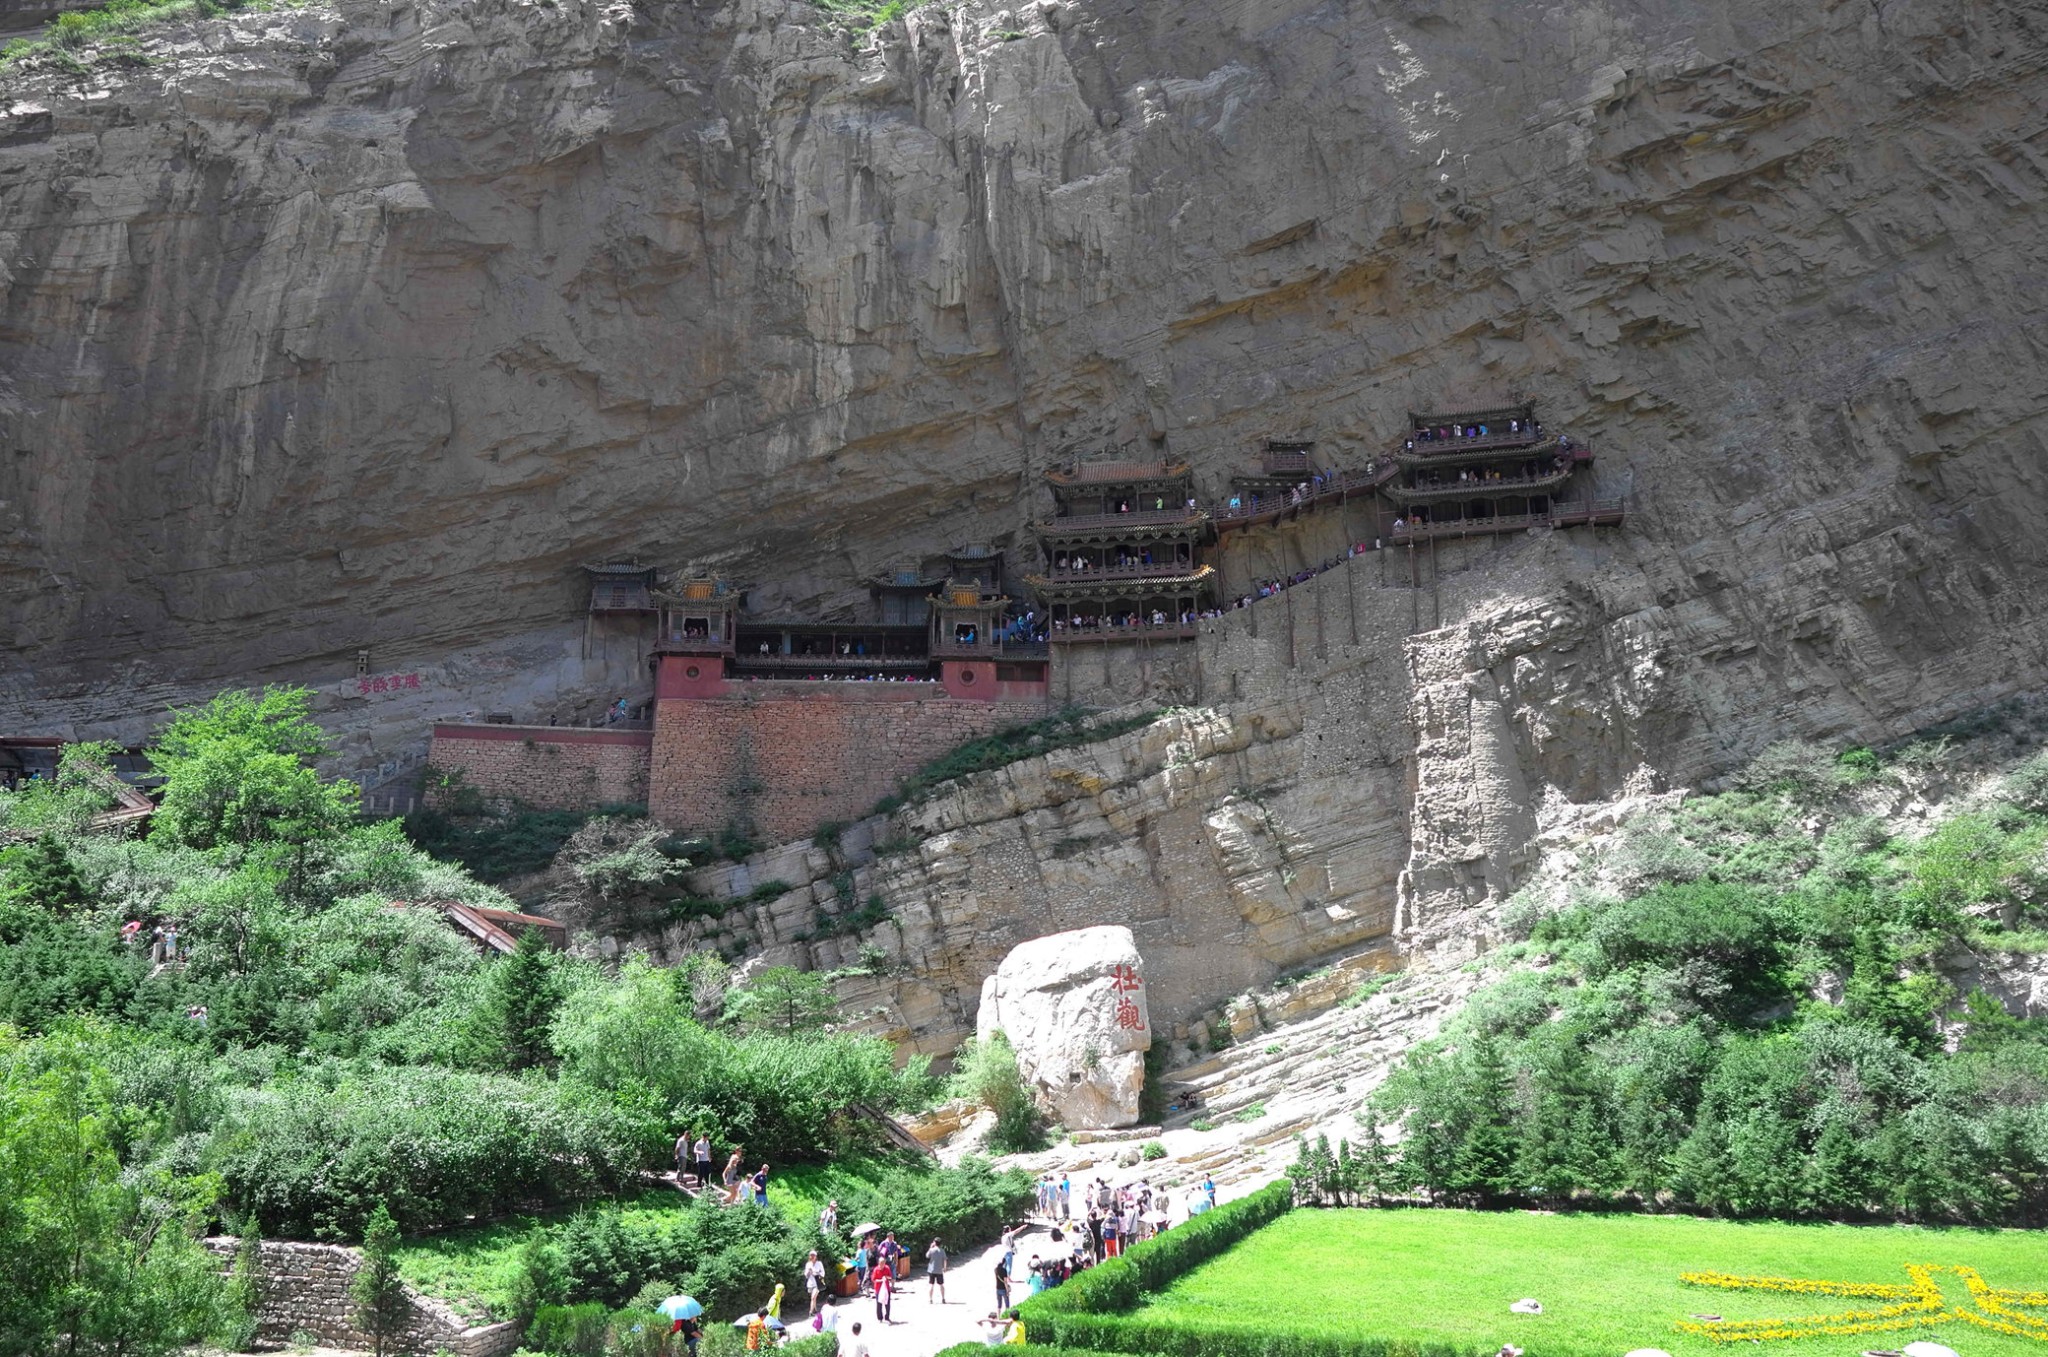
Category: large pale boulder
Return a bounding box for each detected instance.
[977,926,1152,1129]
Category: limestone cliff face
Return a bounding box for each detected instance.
[4,0,2044,737]
[3,0,2047,1021]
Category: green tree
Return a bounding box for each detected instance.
[149,687,358,855]
[460,928,564,1071]
[0,1024,244,1354]
[949,1032,1038,1153]
[722,966,837,1037]
[1357,1112,1396,1202]
[349,1204,407,1357]
[0,835,94,938]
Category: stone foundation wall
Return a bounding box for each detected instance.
[428,723,653,811]
[202,1238,520,1357]
[649,683,1047,842]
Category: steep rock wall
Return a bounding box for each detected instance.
[3,0,2047,1035]
[3,0,2043,770]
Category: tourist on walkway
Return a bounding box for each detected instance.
[873,1256,895,1323]
[751,1163,770,1206]
[744,1311,771,1351]
[804,1250,827,1316]
[819,1198,839,1236]
[693,1132,712,1188]
[674,1130,692,1181]
[851,1240,872,1295]
[765,1281,785,1324]
[722,1149,745,1204]
[926,1238,948,1304]
[994,1251,1012,1312]
[844,1321,868,1357]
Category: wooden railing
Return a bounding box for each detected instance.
[1394,427,1544,457]
[1212,462,1396,528]
[1034,560,1203,583]
[1036,507,1207,534]
[733,653,929,671]
[1387,466,1574,503]
[1390,500,1623,540]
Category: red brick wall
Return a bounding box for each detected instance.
[428,724,653,811]
[650,683,1046,841]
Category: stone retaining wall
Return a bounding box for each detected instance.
[203,1238,520,1357]
[428,723,653,811]
[649,683,1044,842]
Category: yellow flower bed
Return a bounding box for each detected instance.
[1675,1265,2048,1346]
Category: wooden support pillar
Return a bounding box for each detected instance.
[1285,583,1297,669]
[1347,556,1360,647]
[1430,532,1441,630]
[1408,540,1419,634]
[1314,570,1326,661]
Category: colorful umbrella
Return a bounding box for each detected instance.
[657,1296,703,1321]
[850,1222,883,1236]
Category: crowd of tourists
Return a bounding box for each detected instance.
[669,1129,1220,1351]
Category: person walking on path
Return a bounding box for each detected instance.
[674,1130,691,1182]
[852,1239,873,1295]
[843,1321,868,1357]
[804,1250,827,1316]
[993,1251,1011,1313]
[693,1132,712,1189]
[722,1148,745,1204]
[819,1198,839,1236]
[1057,1174,1071,1221]
[925,1238,948,1304]
[873,1256,895,1324]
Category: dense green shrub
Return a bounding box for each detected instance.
[554,1191,816,1313]
[946,1032,1039,1151]
[824,1155,1032,1255]
[1371,801,2048,1223]
[210,1063,657,1238]
[550,960,919,1161]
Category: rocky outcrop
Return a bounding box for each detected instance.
[978,925,1150,1129]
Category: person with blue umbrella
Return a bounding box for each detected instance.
[657,1296,703,1356]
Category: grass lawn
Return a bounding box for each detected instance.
[1145,1207,2048,1357]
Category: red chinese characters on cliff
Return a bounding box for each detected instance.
[357,673,424,696]
[1111,963,1146,1032]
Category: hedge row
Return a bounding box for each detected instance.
[1018,1179,1294,1338]
[1014,1312,1494,1357]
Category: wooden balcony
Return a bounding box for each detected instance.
[1394,434,1561,469]
[1212,463,1397,533]
[732,653,931,672]
[1394,427,1545,458]
[1035,507,1208,536]
[1390,499,1624,541]
[1386,465,1574,504]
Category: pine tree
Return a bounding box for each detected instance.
[0,834,93,917]
[1359,1112,1395,1203]
[498,928,563,1070]
[350,1205,406,1357]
